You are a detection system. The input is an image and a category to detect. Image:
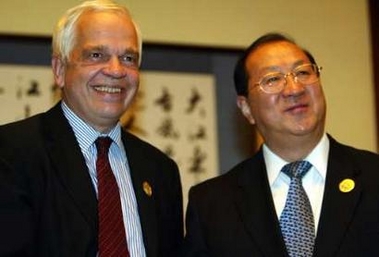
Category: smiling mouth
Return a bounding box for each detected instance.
[286,104,307,112]
[94,86,122,93]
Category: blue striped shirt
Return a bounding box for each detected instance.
[61,102,146,257]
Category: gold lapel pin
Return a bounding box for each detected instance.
[143,181,153,197]
[339,178,355,193]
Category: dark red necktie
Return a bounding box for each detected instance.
[95,137,130,257]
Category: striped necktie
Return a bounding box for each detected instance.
[96,137,130,257]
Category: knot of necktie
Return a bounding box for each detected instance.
[95,137,113,156]
[282,160,312,179]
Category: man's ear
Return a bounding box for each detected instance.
[236,96,256,125]
[51,56,65,88]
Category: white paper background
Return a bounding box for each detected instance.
[0,65,57,124]
[124,71,219,209]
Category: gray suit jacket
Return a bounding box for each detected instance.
[182,136,379,257]
[0,102,183,257]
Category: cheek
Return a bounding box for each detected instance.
[309,85,326,112]
[129,69,140,83]
[250,94,282,123]
[66,66,100,87]
[126,70,140,94]
[250,93,278,112]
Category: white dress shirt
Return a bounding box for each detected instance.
[263,134,329,233]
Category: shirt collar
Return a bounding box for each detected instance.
[61,101,123,152]
[264,133,329,186]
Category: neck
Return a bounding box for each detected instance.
[265,132,324,162]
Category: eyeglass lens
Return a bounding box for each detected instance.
[259,64,320,93]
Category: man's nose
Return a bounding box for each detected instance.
[103,57,127,78]
[282,73,305,95]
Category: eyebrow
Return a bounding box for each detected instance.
[81,45,107,56]
[260,60,308,73]
[81,45,138,55]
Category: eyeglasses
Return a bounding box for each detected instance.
[252,63,322,94]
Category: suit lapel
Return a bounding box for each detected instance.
[122,132,158,257]
[42,104,159,255]
[233,150,288,257]
[42,103,98,233]
[314,137,362,257]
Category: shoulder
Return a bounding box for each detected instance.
[328,136,379,183]
[329,136,379,164]
[189,171,235,202]
[0,113,45,150]
[0,103,63,143]
[120,130,180,179]
[122,131,174,161]
[0,104,76,164]
[189,152,264,200]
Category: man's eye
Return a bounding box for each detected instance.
[295,70,312,79]
[263,75,282,86]
[296,70,311,75]
[91,52,102,59]
[120,54,138,65]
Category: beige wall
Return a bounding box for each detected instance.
[0,0,376,152]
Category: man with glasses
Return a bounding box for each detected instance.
[181,33,379,257]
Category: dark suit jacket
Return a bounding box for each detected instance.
[182,136,379,257]
[0,103,183,257]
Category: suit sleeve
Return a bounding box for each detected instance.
[161,158,185,256]
[0,157,35,256]
[181,186,210,257]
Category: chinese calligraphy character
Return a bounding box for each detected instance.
[154,87,172,112]
[156,117,179,139]
[189,146,207,175]
[27,80,41,96]
[186,87,201,114]
[189,125,206,141]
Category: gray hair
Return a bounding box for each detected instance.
[52,0,142,65]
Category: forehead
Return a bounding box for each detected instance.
[245,41,309,75]
[75,10,137,46]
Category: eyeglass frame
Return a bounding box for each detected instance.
[251,63,322,94]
